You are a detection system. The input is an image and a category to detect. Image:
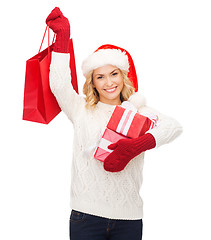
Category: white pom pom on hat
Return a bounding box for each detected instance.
[81,44,138,92]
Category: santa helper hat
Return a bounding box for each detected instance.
[81,44,138,92]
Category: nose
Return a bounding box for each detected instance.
[105,76,113,86]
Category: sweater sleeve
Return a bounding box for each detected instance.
[139,106,183,148]
[49,52,85,123]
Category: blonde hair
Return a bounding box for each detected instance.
[83,69,135,109]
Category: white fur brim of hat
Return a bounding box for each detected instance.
[81,49,129,77]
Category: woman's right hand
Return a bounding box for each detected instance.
[46,7,70,53]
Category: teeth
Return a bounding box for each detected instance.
[105,87,116,92]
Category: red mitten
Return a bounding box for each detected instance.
[46,7,70,53]
[103,133,156,172]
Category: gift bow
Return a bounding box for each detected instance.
[141,112,159,129]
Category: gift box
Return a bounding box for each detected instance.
[107,104,157,139]
[94,128,129,162]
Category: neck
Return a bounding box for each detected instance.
[99,99,121,105]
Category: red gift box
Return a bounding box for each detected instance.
[94,128,129,162]
[107,105,156,138]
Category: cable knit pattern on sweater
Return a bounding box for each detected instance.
[49,52,183,220]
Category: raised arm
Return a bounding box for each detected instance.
[49,52,85,123]
[47,7,85,123]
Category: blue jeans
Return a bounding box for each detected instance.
[69,210,143,240]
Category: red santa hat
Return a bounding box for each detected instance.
[81,44,138,92]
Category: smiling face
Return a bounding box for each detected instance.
[92,65,124,105]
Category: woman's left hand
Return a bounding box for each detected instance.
[103,133,156,172]
[46,7,70,53]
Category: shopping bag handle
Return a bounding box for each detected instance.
[38,25,56,53]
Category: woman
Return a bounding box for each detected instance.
[46,7,182,240]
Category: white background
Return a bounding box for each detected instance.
[1,0,211,239]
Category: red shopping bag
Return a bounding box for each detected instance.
[23,26,78,124]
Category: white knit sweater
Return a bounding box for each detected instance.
[49,52,183,220]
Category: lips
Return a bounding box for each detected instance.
[104,86,117,93]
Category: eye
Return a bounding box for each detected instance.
[112,72,118,76]
[97,76,103,79]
